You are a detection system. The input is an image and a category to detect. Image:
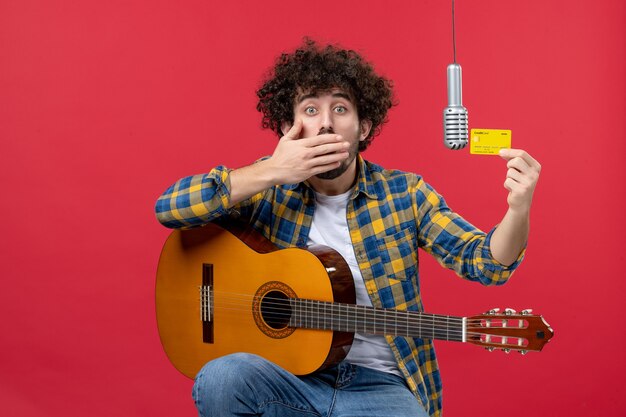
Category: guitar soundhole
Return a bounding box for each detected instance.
[252,281,297,339]
[261,290,291,329]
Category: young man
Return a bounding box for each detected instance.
[155,39,541,417]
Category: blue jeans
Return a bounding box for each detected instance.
[192,353,428,417]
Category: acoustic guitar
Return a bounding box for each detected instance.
[156,222,553,378]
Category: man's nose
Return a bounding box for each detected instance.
[319,109,333,132]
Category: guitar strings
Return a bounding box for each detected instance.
[210,302,505,333]
[197,290,525,340]
[206,291,513,328]
[204,303,523,342]
[201,304,523,342]
[207,290,512,325]
[208,290,464,322]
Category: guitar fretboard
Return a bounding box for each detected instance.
[289,298,465,342]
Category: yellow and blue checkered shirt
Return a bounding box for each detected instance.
[155,155,524,416]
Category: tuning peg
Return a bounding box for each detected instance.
[521,309,533,315]
[504,308,516,315]
[485,308,500,315]
[519,350,528,355]
[485,347,496,352]
[503,348,511,354]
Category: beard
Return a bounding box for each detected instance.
[315,127,360,180]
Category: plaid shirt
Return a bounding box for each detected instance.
[155,155,524,416]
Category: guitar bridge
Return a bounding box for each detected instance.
[201,264,214,343]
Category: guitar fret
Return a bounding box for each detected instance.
[338,303,342,332]
[339,303,343,332]
[416,312,422,338]
[298,300,304,327]
[362,305,367,334]
[372,308,376,335]
[431,317,435,339]
[337,304,346,332]
[381,310,385,334]
[392,309,397,336]
[336,303,340,332]
[316,300,319,330]
[360,305,366,334]
[439,315,445,340]
[405,310,409,338]
[302,300,308,329]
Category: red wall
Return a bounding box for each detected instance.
[2,1,624,416]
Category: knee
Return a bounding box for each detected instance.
[192,353,271,416]
[193,353,267,396]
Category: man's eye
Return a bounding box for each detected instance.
[304,107,317,115]
[334,106,347,114]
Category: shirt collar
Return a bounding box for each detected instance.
[351,154,381,200]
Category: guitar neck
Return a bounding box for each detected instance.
[289,298,465,342]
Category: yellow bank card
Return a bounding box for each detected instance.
[470,129,511,155]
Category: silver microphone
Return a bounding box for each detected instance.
[443,63,468,149]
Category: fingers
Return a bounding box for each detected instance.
[309,151,350,167]
[503,174,521,195]
[499,148,542,172]
[500,149,541,213]
[281,120,346,152]
[506,157,530,176]
[500,148,541,185]
[506,167,524,184]
[300,133,345,148]
[281,118,303,140]
[307,140,350,157]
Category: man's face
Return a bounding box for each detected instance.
[286,88,372,180]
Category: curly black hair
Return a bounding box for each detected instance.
[256,38,395,151]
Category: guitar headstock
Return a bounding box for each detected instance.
[467,308,554,354]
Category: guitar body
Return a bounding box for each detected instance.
[156,222,355,378]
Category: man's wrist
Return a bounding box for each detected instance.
[254,158,280,187]
[506,205,531,223]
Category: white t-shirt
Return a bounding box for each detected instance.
[307,189,402,377]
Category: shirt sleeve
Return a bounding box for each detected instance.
[414,177,525,286]
[154,165,262,229]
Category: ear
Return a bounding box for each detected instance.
[359,119,373,141]
[280,121,292,137]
